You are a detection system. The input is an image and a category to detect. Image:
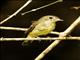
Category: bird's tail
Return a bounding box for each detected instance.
[22,36,33,46]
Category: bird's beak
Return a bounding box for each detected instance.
[57,19,64,21]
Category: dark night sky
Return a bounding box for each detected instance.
[0,0,80,60]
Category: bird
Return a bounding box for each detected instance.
[22,15,63,46]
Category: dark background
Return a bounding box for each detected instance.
[0,0,80,60]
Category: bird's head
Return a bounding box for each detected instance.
[43,15,63,22]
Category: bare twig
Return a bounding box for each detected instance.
[21,0,63,15]
[0,26,60,35]
[0,26,28,31]
[0,0,32,25]
[35,16,80,60]
[71,6,80,10]
[0,37,80,41]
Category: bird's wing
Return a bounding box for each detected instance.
[25,21,38,37]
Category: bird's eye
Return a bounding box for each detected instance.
[49,17,53,19]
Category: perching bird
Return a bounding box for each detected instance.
[22,15,63,46]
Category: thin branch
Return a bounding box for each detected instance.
[0,26,28,31]
[71,6,80,10]
[0,0,32,25]
[35,16,80,60]
[21,0,63,15]
[0,26,60,35]
[0,37,80,41]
